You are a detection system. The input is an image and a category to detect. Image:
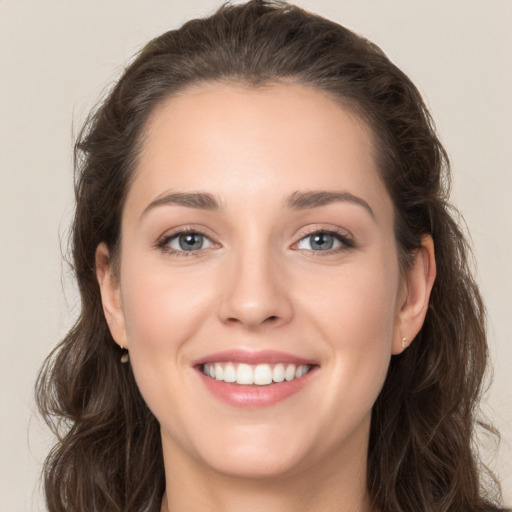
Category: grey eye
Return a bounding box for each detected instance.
[180,233,204,250]
[297,232,342,251]
[167,232,213,251]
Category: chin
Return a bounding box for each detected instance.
[162,418,317,480]
[200,442,310,480]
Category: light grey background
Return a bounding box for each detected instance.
[0,1,510,510]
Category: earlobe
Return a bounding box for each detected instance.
[95,243,128,349]
[392,235,437,354]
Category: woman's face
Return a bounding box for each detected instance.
[98,82,427,480]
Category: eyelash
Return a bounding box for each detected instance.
[292,227,355,254]
[156,228,216,257]
[156,227,355,257]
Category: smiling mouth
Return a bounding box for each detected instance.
[200,362,314,386]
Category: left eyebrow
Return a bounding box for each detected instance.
[286,190,375,220]
[140,191,220,219]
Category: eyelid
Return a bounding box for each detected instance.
[155,224,355,256]
[291,225,355,251]
[156,226,220,256]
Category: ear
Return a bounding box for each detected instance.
[95,243,128,349]
[392,235,436,354]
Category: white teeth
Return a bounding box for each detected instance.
[202,362,312,385]
[236,363,254,385]
[284,364,296,381]
[296,364,309,378]
[223,363,236,383]
[215,363,224,381]
[272,363,285,383]
[253,364,273,385]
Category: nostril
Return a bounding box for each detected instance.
[226,315,279,324]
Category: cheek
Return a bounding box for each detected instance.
[118,258,215,399]
[120,255,212,348]
[301,248,400,342]
[297,250,400,410]
[117,264,215,444]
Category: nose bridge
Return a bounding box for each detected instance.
[218,233,293,329]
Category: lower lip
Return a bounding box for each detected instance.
[197,367,317,408]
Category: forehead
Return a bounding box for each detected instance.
[141,81,375,168]
[127,81,391,219]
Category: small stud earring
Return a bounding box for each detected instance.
[401,337,407,349]
[120,346,129,364]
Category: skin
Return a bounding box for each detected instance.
[96,82,436,512]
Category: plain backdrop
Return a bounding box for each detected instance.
[0,1,510,510]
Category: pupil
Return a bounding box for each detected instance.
[179,233,203,250]
[311,233,333,250]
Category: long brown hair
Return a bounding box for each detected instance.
[36,1,506,510]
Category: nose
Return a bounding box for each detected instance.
[217,246,294,330]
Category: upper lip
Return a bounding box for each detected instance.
[192,349,318,366]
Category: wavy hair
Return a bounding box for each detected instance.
[36,1,506,510]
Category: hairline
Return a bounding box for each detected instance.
[109,76,402,277]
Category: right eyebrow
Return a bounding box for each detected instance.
[286,190,376,221]
[140,191,220,219]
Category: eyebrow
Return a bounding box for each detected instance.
[286,191,375,220]
[141,191,220,218]
[141,189,375,220]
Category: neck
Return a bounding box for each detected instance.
[160,434,374,512]
[161,476,372,512]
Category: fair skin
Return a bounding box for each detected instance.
[96,82,436,512]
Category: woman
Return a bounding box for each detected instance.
[36,1,508,511]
